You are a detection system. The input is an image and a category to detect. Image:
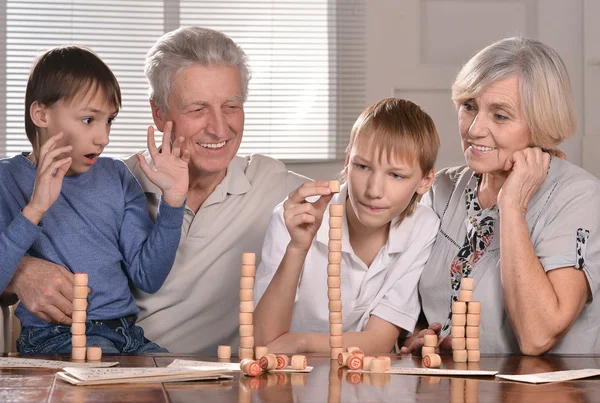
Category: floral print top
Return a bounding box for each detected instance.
[442,174,498,332]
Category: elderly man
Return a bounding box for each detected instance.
[5,27,308,354]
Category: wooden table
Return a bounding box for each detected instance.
[1,353,600,402]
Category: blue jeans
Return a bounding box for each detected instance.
[17,317,168,354]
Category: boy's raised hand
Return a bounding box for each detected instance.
[137,122,190,207]
[283,181,334,252]
[23,132,72,225]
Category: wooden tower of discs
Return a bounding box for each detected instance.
[72,273,89,360]
[239,252,256,359]
[451,277,480,363]
[328,199,343,360]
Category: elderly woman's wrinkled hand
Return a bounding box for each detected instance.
[498,147,550,214]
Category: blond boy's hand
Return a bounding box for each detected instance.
[137,122,190,207]
[283,181,334,252]
[23,132,72,225]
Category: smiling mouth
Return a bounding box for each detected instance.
[361,202,386,212]
[198,140,227,149]
[470,144,495,152]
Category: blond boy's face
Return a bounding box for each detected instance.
[345,134,433,229]
[38,89,118,176]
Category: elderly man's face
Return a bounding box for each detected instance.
[152,64,245,177]
[458,75,531,175]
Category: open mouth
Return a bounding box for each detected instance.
[84,154,99,164]
[470,144,495,152]
[198,140,227,149]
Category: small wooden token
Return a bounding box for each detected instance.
[239,312,253,325]
[329,228,342,240]
[328,287,341,300]
[467,313,481,326]
[328,240,342,252]
[329,204,344,217]
[240,277,254,289]
[72,311,86,323]
[328,300,342,312]
[73,286,88,299]
[217,345,232,359]
[72,299,88,311]
[71,347,86,360]
[451,326,465,338]
[369,358,387,372]
[327,276,341,288]
[329,181,341,193]
[240,336,255,348]
[328,252,341,264]
[376,356,391,370]
[71,334,86,347]
[241,359,261,377]
[329,335,343,348]
[241,265,256,277]
[254,346,268,360]
[239,289,254,301]
[327,264,341,276]
[73,273,88,286]
[239,324,254,337]
[423,353,441,368]
[329,312,342,324]
[458,290,473,302]
[468,301,481,314]
[330,323,343,335]
[276,354,290,370]
[260,354,278,371]
[329,217,343,228]
[238,347,254,359]
[467,349,480,362]
[452,301,467,314]
[240,301,254,313]
[423,334,438,347]
[347,355,362,370]
[241,252,256,265]
[86,346,102,361]
[451,337,466,350]
[421,346,436,357]
[330,347,344,360]
[351,350,364,359]
[461,277,474,291]
[337,351,351,367]
[362,356,374,371]
[71,323,86,335]
[453,349,467,363]
[466,338,480,350]
[466,326,480,338]
[451,313,466,326]
[291,355,307,370]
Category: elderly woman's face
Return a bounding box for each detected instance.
[458,75,531,174]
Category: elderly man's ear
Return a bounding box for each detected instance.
[150,100,167,132]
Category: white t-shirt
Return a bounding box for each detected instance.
[254,184,440,335]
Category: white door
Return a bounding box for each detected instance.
[366,0,584,171]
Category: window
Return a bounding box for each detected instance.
[0,0,365,161]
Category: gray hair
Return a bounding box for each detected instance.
[452,37,576,148]
[145,26,251,112]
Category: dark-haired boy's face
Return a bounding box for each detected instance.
[39,89,118,176]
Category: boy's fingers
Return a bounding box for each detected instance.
[147,126,159,160]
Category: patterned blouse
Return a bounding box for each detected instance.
[442,174,498,332]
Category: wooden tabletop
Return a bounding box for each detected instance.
[2,353,600,402]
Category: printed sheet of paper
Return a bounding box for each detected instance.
[496,369,600,384]
[57,366,232,386]
[168,359,314,373]
[0,357,118,369]
[350,367,498,376]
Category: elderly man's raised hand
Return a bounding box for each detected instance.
[498,147,550,214]
[136,122,190,207]
[283,181,334,252]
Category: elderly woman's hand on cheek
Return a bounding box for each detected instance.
[498,147,550,215]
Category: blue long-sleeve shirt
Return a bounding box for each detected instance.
[0,154,184,327]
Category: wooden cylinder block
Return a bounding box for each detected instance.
[73,286,88,299]
[329,180,341,193]
[329,204,344,217]
[291,355,307,370]
[240,277,254,289]
[330,323,343,335]
[239,347,254,359]
[458,290,473,302]
[466,326,480,338]
[330,347,344,360]
[260,354,278,371]
[327,264,341,276]
[239,324,254,337]
[73,273,88,286]
[423,334,438,347]
[347,355,362,370]
[72,299,88,311]
[255,346,268,360]
[329,335,343,348]
[71,346,86,360]
[241,359,261,377]
[466,338,480,350]
[451,326,466,338]
[239,312,253,325]
[239,289,253,301]
[453,349,468,363]
[461,277,474,291]
[242,252,256,265]
[240,301,254,313]
[71,334,86,347]
[241,265,256,277]
[328,287,341,300]
[217,345,231,359]
[421,346,436,357]
[452,301,467,314]
[337,351,351,367]
[467,350,481,362]
[451,313,466,326]
[468,301,481,314]
[327,276,341,288]
[329,240,342,252]
[329,300,342,312]
[328,252,341,264]
[240,336,255,348]
[72,311,86,323]
[452,337,466,350]
[329,228,342,240]
[329,217,343,228]
[369,358,387,372]
[347,346,361,354]
[329,312,342,324]
[362,356,374,371]
[467,313,481,326]
[71,323,86,335]
[276,355,290,370]
[423,353,441,368]
[376,356,391,370]
[86,346,102,361]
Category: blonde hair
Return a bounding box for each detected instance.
[344,98,440,223]
[452,37,576,148]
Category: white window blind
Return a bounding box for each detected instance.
[1,0,365,161]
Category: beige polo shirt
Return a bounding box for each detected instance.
[124,151,309,354]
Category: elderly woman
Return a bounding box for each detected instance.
[412,37,600,355]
